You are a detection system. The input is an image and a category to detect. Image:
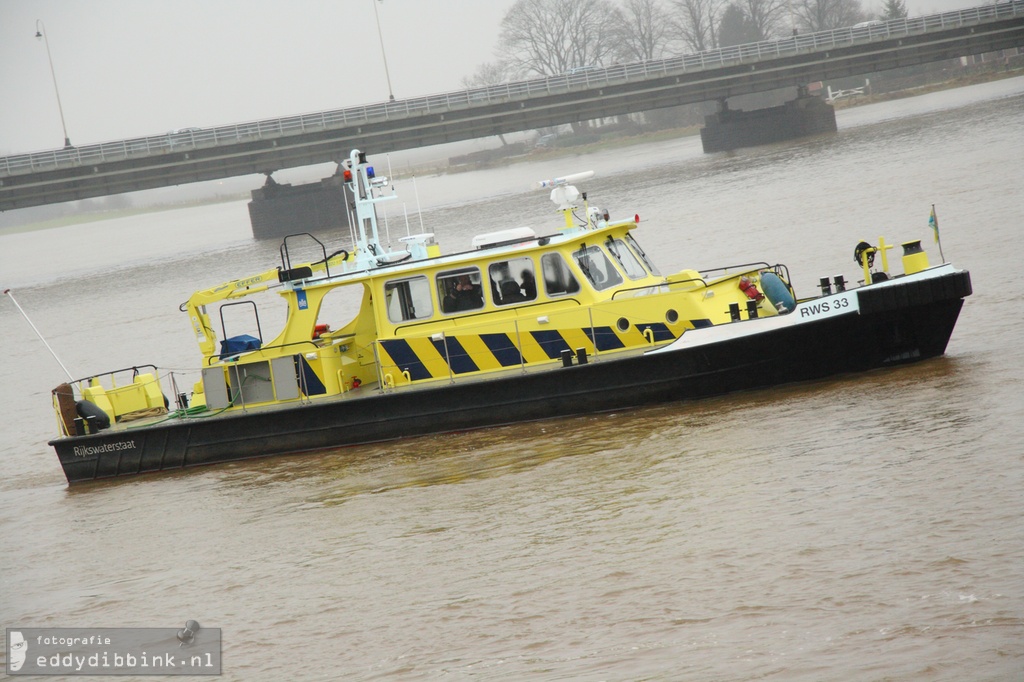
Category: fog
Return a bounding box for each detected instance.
[1,0,518,155]
[1,0,987,156]
[0,0,991,221]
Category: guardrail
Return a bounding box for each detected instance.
[2,0,1020,178]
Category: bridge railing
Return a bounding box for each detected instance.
[1,0,1021,179]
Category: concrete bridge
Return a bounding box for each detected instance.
[2,0,1022,213]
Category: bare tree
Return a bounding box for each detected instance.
[793,0,866,31]
[461,61,516,145]
[738,0,787,39]
[669,0,725,53]
[615,0,676,62]
[567,0,625,67]
[498,0,624,77]
[718,3,761,46]
[461,61,511,89]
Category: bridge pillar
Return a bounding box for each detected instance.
[247,170,350,240]
[699,88,837,153]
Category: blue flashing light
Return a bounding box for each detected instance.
[366,166,375,179]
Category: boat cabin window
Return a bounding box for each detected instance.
[606,238,648,280]
[626,234,660,276]
[385,276,433,323]
[489,257,537,306]
[573,245,623,291]
[541,253,581,297]
[438,267,485,314]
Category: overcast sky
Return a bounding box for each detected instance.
[1,0,517,155]
[1,0,989,156]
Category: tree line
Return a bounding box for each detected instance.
[464,0,909,86]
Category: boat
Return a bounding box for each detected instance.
[47,150,972,484]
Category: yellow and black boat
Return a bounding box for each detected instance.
[49,150,971,484]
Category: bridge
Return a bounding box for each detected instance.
[2,0,1022,213]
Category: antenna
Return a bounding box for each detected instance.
[4,289,75,381]
[412,176,425,232]
[532,171,594,190]
[344,185,357,247]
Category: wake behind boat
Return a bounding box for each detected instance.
[46,150,970,484]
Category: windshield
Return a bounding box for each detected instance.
[607,238,648,280]
[573,245,623,291]
[626,234,660,276]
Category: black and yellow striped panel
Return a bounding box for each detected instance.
[378,323,681,381]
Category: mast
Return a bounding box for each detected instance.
[343,149,398,269]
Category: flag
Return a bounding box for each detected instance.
[928,205,939,244]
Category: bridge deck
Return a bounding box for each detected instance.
[2,1,1022,211]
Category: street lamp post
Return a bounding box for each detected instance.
[371,0,395,101]
[35,20,72,148]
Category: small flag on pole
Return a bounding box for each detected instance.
[929,204,946,263]
[928,205,939,244]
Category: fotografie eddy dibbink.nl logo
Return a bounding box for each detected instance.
[6,622,221,676]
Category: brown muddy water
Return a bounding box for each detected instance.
[1,77,1022,680]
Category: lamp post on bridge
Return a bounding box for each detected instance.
[35,20,72,148]
[371,0,396,101]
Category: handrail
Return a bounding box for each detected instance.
[3,1,1020,178]
[61,364,161,387]
[205,338,323,366]
[699,262,773,278]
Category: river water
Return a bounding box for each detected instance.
[2,77,1022,680]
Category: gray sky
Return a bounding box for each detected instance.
[1,0,987,156]
[1,0,517,155]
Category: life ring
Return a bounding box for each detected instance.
[76,399,111,431]
[854,241,875,267]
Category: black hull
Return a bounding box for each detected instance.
[52,270,970,484]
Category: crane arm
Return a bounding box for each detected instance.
[183,266,282,359]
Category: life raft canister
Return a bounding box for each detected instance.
[759,271,796,313]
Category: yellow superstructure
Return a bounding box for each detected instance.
[173,151,791,412]
[53,150,797,432]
